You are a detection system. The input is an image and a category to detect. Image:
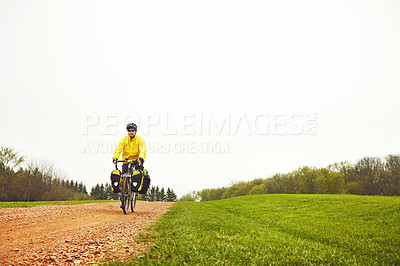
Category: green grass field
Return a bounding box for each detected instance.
[0,200,115,208]
[129,194,400,265]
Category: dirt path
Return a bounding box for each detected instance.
[0,201,174,265]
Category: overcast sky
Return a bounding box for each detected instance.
[1,0,399,197]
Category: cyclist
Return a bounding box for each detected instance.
[113,122,147,173]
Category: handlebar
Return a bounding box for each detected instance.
[117,159,136,163]
[114,158,137,170]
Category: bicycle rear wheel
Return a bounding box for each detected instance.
[130,192,137,212]
[121,177,131,214]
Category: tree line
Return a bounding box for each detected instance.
[1,147,179,202]
[181,154,400,201]
[90,183,119,200]
[143,186,178,202]
[0,147,91,201]
[90,183,178,202]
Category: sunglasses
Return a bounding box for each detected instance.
[127,129,135,132]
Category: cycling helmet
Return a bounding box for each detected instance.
[126,123,137,131]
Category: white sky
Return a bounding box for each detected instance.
[1,0,399,197]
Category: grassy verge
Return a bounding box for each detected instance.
[0,200,116,208]
[127,194,400,265]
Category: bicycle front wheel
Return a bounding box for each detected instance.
[130,192,137,212]
[121,177,131,214]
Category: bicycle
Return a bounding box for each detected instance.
[115,159,138,214]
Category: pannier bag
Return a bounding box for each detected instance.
[141,169,151,195]
[110,169,122,193]
[131,169,151,194]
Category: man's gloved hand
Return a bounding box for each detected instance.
[113,158,118,164]
[137,158,144,165]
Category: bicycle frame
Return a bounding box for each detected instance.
[115,158,138,214]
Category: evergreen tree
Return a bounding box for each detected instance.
[65,180,70,189]
[74,181,79,193]
[166,187,177,202]
[148,186,156,201]
[166,188,171,201]
[160,187,166,202]
[91,184,101,199]
[155,186,161,201]
[78,182,84,193]
[171,188,177,201]
[99,184,105,199]
[82,184,88,194]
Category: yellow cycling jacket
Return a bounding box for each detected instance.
[113,135,147,161]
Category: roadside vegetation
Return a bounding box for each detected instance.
[130,194,400,265]
[181,154,400,201]
[0,200,114,208]
[0,147,91,201]
[91,183,178,202]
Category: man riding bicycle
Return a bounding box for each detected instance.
[113,122,147,173]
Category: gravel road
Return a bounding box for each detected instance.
[0,201,174,265]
